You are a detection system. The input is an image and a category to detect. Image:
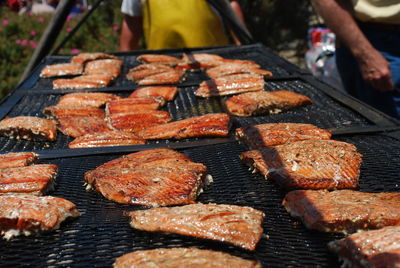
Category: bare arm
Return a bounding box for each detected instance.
[311,0,393,92]
[119,14,143,51]
[229,0,245,45]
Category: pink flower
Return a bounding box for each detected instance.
[16,40,21,44]
[21,40,28,46]
[70,49,80,54]
[113,25,119,32]
[29,40,37,49]
[66,14,73,22]
[38,17,45,23]
[30,31,37,36]
[66,27,71,33]
[2,19,9,26]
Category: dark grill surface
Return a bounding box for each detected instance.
[0,135,399,267]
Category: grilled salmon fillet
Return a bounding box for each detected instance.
[137,70,184,86]
[225,90,312,117]
[40,63,83,78]
[240,140,362,189]
[0,116,57,141]
[126,64,174,81]
[0,152,37,170]
[105,97,165,114]
[68,130,146,148]
[0,195,79,240]
[0,164,58,195]
[84,59,123,79]
[72,74,115,86]
[328,226,400,268]
[113,248,261,268]
[129,86,178,101]
[70,52,117,65]
[57,92,121,107]
[178,53,225,69]
[43,105,104,119]
[137,113,230,140]
[235,123,332,148]
[206,63,272,79]
[84,148,209,206]
[283,190,400,234]
[57,115,111,138]
[136,54,182,66]
[107,110,172,133]
[127,203,265,250]
[53,78,105,89]
[195,73,264,97]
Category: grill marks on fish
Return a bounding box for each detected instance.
[137,113,230,140]
[240,140,362,189]
[225,90,312,117]
[129,86,178,101]
[68,130,146,148]
[328,226,400,267]
[113,248,261,268]
[0,152,37,170]
[0,164,58,195]
[43,105,105,119]
[40,63,83,78]
[0,195,79,240]
[235,123,332,148]
[56,115,111,138]
[0,116,57,141]
[84,149,208,206]
[127,203,265,250]
[283,190,400,234]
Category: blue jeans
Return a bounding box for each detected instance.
[336,27,400,119]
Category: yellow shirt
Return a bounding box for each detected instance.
[351,0,400,24]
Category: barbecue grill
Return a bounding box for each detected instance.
[0,44,399,267]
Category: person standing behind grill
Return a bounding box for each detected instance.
[119,0,244,51]
[311,0,400,119]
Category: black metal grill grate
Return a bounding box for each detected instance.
[1,135,399,267]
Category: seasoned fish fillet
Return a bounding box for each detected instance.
[137,113,230,140]
[225,90,312,117]
[0,116,57,141]
[114,248,261,268]
[0,164,58,195]
[129,86,178,101]
[195,73,264,97]
[72,74,114,86]
[328,226,400,268]
[107,111,172,133]
[0,152,37,170]
[53,78,104,89]
[126,64,173,81]
[283,190,400,234]
[137,70,183,86]
[136,54,182,66]
[57,92,121,107]
[70,52,117,65]
[127,203,265,250]
[235,123,332,148]
[43,105,104,119]
[40,63,83,78]
[0,195,79,240]
[84,59,123,79]
[84,148,209,206]
[240,140,362,189]
[57,115,111,138]
[178,53,225,69]
[68,130,146,148]
[206,63,272,79]
[105,97,165,115]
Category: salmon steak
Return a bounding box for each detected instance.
[84,148,209,206]
[68,130,146,148]
[328,226,400,268]
[195,73,264,97]
[107,111,172,133]
[53,78,105,90]
[114,248,261,268]
[126,64,174,81]
[0,195,79,240]
[84,59,123,79]
[240,140,362,189]
[127,203,265,250]
[129,86,178,101]
[137,70,184,86]
[137,113,230,140]
[56,115,111,138]
[178,53,226,69]
[225,90,312,117]
[0,164,58,195]
[0,152,37,170]
[70,52,117,65]
[43,105,104,119]
[40,63,83,78]
[105,97,165,115]
[283,190,400,234]
[206,63,272,79]
[57,92,121,107]
[136,54,183,66]
[235,123,332,148]
[0,116,57,141]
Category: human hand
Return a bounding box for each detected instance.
[357,49,394,92]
